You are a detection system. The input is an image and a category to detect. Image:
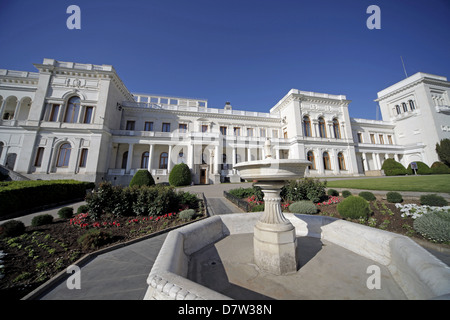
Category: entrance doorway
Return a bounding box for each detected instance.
[200,168,207,184]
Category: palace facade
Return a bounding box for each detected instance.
[0,58,449,184]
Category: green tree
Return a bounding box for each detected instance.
[129,169,155,187]
[436,138,450,167]
[169,163,192,186]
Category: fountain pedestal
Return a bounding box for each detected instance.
[253,181,297,275]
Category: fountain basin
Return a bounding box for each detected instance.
[233,159,311,181]
[144,213,450,300]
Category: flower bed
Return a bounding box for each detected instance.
[395,203,450,219]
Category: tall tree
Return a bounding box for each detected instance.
[436,139,450,167]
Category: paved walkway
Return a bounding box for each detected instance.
[6,182,449,300]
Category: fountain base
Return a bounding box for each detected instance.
[254,220,298,275]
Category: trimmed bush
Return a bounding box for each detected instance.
[413,210,450,243]
[168,163,191,187]
[0,220,25,238]
[289,201,317,215]
[0,180,94,217]
[337,196,371,219]
[386,191,403,203]
[381,158,407,176]
[129,170,155,187]
[31,214,54,227]
[77,229,113,250]
[251,204,265,212]
[342,190,352,198]
[327,189,339,197]
[58,207,74,219]
[77,204,89,214]
[420,194,448,207]
[178,209,196,221]
[430,162,450,174]
[281,178,327,203]
[358,191,376,201]
[407,161,431,175]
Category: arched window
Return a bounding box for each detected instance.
[56,143,71,167]
[141,151,149,168]
[122,151,128,169]
[408,100,415,110]
[402,102,408,112]
[307,151,315,170]
[303,116,311,137]
[323,152,331,170]
[395,105,401,115]
[332,118,341,139]
[318,117,327,138]
[338,152,346,170]
[64,96,81,123]
[159,152,168,169]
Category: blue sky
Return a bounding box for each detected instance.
[0,0,449,119]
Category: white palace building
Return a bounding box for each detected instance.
[0,58,449,185]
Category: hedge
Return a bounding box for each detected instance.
[0,180,94,217]
[381,159,407,176]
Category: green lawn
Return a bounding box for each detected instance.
[326,175,450,193]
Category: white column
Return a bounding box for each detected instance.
[0,100,7,120]
[214,145,220,174]
[394,154,399,162]
[362,152,368,171]
[147,144,154,172]
[126,143,134,173]
[167,144,173,172]
[247,147,251,161]
[188,143,194,169]
[12,99,21,120]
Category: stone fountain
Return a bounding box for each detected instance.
[233,139,310,275]
[144,139,450,300]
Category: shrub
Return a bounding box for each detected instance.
[337,196,371,219]
[407,161,431,175]
[342,190,352,198]
[58,207,74,219]
[281,178,327,203]
[129,170,155,187]
[430,161,450,174]
[381,159,407,176]
[386,191,403,203]
[169,163,192,187]
[31,214,54,227]
[420,194,448,207]
[228,186,263,201]
[0,220,25,238]
[178,209,196,221]
[251,204,265,212]
[327,189,339,197]
[413,210,450,243]
[0,180,94,217]
[77,204,89,214]
[77,229,113,250]
[289,201,317,215]
[358,191,376,201]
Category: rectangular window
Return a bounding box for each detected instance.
[260,128,266,138]
[370,134,375,144]
[220,126,227,136]
[283,130,288,139]
[379,134,384,144]
[388,135,393,145]
[162,123,171,132]
[357,132,363,143]
[144,121,154,131]
[247,128,253,137]
[234,127,241,136]
[34,147,44,167]
[126,121,135,130]
[178,123,187,133]
[272,130,279,138]
[49,104,60,122]
[79,148,88,167]
[83,106,93,124]
[201,125,208,133]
